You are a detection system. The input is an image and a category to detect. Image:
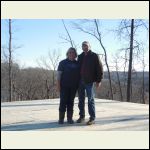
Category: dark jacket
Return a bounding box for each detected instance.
[78,50,103,83]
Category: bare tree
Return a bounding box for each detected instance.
[116,19,149,102]
[127,19,134,102]
[36,60,51,99]
[141,46,146,104]
[59,19,79,50]
[113,55,123,101]
[37,49,61,98]
[73,19,113,99]
[2,19,22,102]
[62,19,74,47]
[8,19,13,102]
[13,68,40,100]
[48,50,61,98]
[142,60,145,103]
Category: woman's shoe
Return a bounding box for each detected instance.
[67,111,74,124]
[58,120,64,124]
[67,119,74,124]
[58,111,65,124]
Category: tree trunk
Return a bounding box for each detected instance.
[127,19,134,102]
[142,69,145,104]
[124,49,127,88]
[94,19,113,100]
[116,63,123,101]
[45,79,49,99]
[142,52,145,104]
[52,70,55,98]
[8,19,12,102]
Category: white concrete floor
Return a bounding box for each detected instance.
[1,98,149,131]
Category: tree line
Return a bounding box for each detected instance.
[1,61,149,104]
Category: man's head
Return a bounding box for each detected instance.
[82,41,90,53]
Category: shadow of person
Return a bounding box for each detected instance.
[1,121,87,131]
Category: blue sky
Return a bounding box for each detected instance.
[1,19,149,71]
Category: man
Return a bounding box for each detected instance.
[77,41,103,125]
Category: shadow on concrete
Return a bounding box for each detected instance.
[1,100,122,108]
[1,121,87,131]
[1,103,59,108]
[95,114,149,125]
[1,114,149,131]
[106,123,149,131]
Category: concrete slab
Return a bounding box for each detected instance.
[1,98,149,131]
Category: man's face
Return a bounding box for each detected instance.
[82,43,89,52]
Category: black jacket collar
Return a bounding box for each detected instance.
[81,50,92,56]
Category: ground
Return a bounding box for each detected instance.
[1,98,149,131]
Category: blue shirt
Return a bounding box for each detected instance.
[58,58,80,88]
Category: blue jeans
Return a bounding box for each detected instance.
[78,80,95,120]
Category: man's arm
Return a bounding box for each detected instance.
[95,54,103,83]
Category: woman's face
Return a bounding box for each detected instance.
[68,50,76,60]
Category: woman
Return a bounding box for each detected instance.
[57,47,80,124]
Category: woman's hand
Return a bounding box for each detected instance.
[57,81,61,92]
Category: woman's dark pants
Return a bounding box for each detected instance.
[59,86,77,121]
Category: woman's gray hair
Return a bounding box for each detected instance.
[66,47,77,58]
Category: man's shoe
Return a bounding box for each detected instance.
[76,117,85,123]
[86,119,95,125]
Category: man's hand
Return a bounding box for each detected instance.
[95,82,101,90]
